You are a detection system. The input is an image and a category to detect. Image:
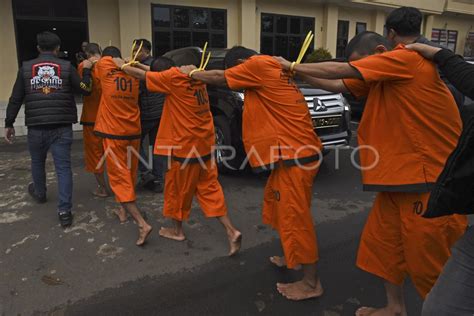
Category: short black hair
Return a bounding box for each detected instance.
[37,31,61,51]
[224,46,258,69]
[150,56,175,72]
[102,46,122,58]
[133,39,152,52]
[385,7,422,36]
[85,43,101,56]
[345,31,393,59]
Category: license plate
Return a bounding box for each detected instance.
[312,116,341,129]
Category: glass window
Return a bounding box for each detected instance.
[302,18,313,34]
[275,36,288,56]
[154,31,171,56]
[432,28,458,52]
[191,9,208,29]
[153,7,170,27]
[336,20,349,58]
[276,16,287,34]
[152,5,227,56]
[173,31,191,48]
[261,36,273,55]
[14,0,51,17]
[261,14,274,33]
[356,22,367,35]
[174,8,190,28]
[211,34,226,48]
[464,32,474,57]
[290,18,301,34]
[193,32,209,47]
[260,13,314,60]
[448,30,458,52]
[211,11,225,30]
[52,0,87,18]
[289,36,302,61]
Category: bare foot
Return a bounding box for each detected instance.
[136,224,153,246]
[92,186,109,198]
[356,306,406,316]
[159,227,186,241]
[228,231,242,256]
[114,207,128,223]
[276,279,324,301]
[269,256,302,270]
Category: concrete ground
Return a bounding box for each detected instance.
[0,127,457,315]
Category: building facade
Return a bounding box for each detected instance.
[1,0,473,135]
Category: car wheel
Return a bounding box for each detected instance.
[213,115,233,173]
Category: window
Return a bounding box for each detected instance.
[431,29,458,52]
[336,20,349,58]
[465,32,474,57]
[13,0,87,18]
[12,0,88,65]
[260,13,315,61]
[152,5,227,56]
[356,22,367,35]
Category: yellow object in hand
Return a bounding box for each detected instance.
[296,31,314,64]
[198,41,211,70]
[189,42,212,77]
[121,41,144,70]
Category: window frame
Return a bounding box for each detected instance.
[356,22,367,35]
[12,0,88,21]
[151,4,227,57]
[431,28,458,52]
[11,0,89,65]
[260,12,315,61]
[336,20,350,58]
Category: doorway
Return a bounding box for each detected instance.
[12,0,89,66]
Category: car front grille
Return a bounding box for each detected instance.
[305,94,343,111]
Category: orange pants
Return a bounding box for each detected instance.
[83,125,105,173]
[263,161,319,269]
[163,159,227,221]
[103,138,140,203]
[357,192,467,298]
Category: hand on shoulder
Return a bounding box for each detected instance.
[405,43,442,60]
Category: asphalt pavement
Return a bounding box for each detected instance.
[0,127,427,316]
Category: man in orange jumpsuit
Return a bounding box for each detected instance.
[94,46,152,246]
[276,31,468,315]
[179,47,324,301]
[78,43,108,197]
[113,56,241,256]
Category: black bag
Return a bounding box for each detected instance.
[424,106,474,218]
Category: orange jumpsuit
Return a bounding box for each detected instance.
[78,62,104,173]
[94,56,141,203]
[344,44,467,298]
[225,55,323,269]
[145,68,227,220]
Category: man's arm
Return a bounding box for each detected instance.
[135,63,150,71]
[275,57,362,80]
[70,63,93,96]
[113,58,147,80]
[122,65,147,80]
[299,74,349,93]
[178,66,228,87]
[4,69,25,143]
[434,50,474,100]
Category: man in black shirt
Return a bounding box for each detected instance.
[132,39,165,193]
[4,32,93,227]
